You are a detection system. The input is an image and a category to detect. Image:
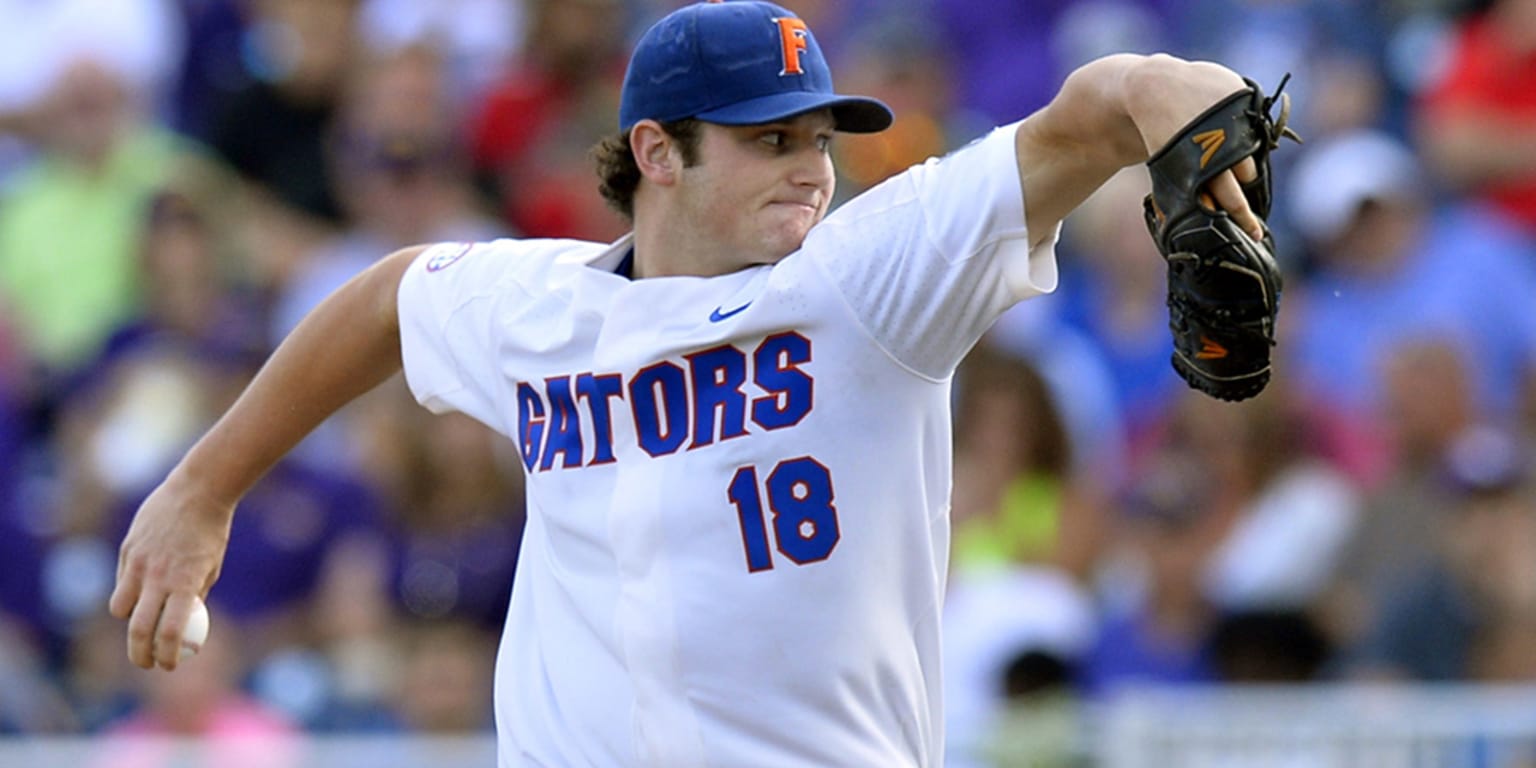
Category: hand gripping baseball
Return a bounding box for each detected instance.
[110,477,233,671]
[1143,74,1300,401]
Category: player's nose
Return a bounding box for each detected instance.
[790,147,835,190]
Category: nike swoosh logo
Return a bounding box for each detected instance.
[709,302,753,323]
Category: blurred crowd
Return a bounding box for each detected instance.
[0,0,1533,764]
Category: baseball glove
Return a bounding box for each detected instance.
[1143,75,1299,402]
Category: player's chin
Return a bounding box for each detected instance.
[757,229,810,262]
[760,210,817,256]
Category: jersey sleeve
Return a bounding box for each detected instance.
[806,121,1059,379]
[396,240,521,436]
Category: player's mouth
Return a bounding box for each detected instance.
[769,200,820,215]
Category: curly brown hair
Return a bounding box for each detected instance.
[591,119,702,219]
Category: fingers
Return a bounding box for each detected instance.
[1206,166,1264,241]
[1234,156,1258,184]
[117,541,210,670]
[109,548,141,621]
[117,548,195,670]
[154,592,200,671]
[125,588,167,670]
[110,479,235,672]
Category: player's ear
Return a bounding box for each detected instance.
[631,120,680,185]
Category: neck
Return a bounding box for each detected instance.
[631,189,761,279]
[631,211,724,279]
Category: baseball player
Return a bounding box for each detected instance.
[111,1,1278,765]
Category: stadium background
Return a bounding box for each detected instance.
[0,0,1534,765]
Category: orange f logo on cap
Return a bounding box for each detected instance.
[774,17,809,75]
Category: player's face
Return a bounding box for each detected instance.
[677,111,837,266]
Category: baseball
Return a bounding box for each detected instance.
[179,598,210,660]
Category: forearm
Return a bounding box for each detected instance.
[1025,53,1153,169]
[1014,54,1146,240]
[1015,53,1248,244]
[170,246,422,504]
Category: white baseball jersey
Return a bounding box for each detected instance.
[396,121,1057,767]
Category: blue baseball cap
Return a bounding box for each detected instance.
[619,1,894,134]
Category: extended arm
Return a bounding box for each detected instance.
[109,244,425,670]
[1014,53,1263,247]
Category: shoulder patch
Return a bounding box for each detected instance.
[424,242,476,273]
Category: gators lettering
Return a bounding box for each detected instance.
[517,332,814,471]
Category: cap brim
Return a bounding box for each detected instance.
[696,91,894,134]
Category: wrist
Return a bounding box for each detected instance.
[1124,55,1247,158]
[166,444,252,515]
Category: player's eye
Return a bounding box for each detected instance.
[815,134,833,152]
[760,131,786,148]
